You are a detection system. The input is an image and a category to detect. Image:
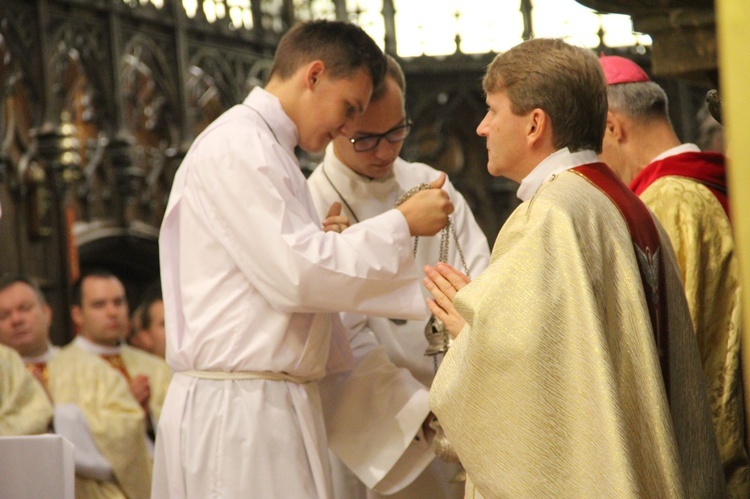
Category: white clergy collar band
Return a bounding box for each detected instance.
[74,335,122,355]
[651,143,700,163]
[243,87,299,152]
[23,343,56,364]
[517,148,600,202]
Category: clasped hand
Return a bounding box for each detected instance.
[423,262,471,337]
[322,202,350,233]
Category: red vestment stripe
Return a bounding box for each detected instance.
[629,152,730,221]
[572,163,670,400]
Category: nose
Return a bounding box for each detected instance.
[339,119,357,138]
[476,114,490,137]
[106,302,121,317]
[374,138,398,160]
[10,309,25,325]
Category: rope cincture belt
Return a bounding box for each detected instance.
[182,370,315,384]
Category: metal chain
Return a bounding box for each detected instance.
[395,183,471,278]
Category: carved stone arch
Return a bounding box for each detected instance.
[50,24,112,132]
[119,33,180,227]
[186,47,238,135]
[45,24,116,228]
[0,9,44,144]
[121,32,179,147]
[0,21,47,272]
[0,27,40,195]
[244,58,273,94]
[75,224,160,313]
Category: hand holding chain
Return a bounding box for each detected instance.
[396,182,468,478]
[395,183,471,358]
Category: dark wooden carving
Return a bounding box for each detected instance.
[0,0,717,344]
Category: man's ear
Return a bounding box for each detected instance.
[526,108,548,147]
[71,305,82,329]
[606,110,626,142]
[42,303,52,329]
[304,60,326,90]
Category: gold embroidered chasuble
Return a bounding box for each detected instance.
[119,344,173,422]
[430,171,725,498]
[0,344,52,435]
[640,175,748,497]
[49,345,152,499]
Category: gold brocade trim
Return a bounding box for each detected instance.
[25,362,49,389]
[100,353,132,382]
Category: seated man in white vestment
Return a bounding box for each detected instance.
[0,343,52,435]
[153,19,456,499]
[423,38,727,499]
[0,273,152,498]
[71,269,172,427]
[309,55,491,499]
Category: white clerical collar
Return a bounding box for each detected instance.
[23,343,57,364]
[74,335,122,355]
[517,148,599,202]
[243,87,299,152]
[326,142,396,184]
[323,142,397,200]
[651,143,700,163]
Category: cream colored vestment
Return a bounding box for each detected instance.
[431,169,725,498]
[0,344,52,436]
[50,345,151,499]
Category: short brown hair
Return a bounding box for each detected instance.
[0,274,47,304]
[371,54,406,101]
[483,38,607,153]
[269,20,386,92]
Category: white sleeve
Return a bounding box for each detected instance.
[321,313,434,492]
[183,138,427,319]
[53,404,114,482]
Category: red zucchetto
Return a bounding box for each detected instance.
[599,55,650,85]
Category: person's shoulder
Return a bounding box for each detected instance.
[52,343,97,364]
[537,170,599,204]
[0,343,22,364]
[307,163,324,183]
[642,176,724,220]
[532,170,621,223]
[50,344,115,377]
[121,345,171,371]
[188,105,271,159]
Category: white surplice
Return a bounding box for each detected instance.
[309,146,490,499]
[153,88,430,499]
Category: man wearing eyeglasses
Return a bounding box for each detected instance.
[308,55,490,499]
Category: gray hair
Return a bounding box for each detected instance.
[607,81,670,125]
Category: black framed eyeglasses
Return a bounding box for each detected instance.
[349,122,413,152]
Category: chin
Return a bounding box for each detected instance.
[367,169,391,179]
[300,136,330,154]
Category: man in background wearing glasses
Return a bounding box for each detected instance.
[308,55,490,499]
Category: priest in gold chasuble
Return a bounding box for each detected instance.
[424,38,726,499]
[599,55,748,497]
